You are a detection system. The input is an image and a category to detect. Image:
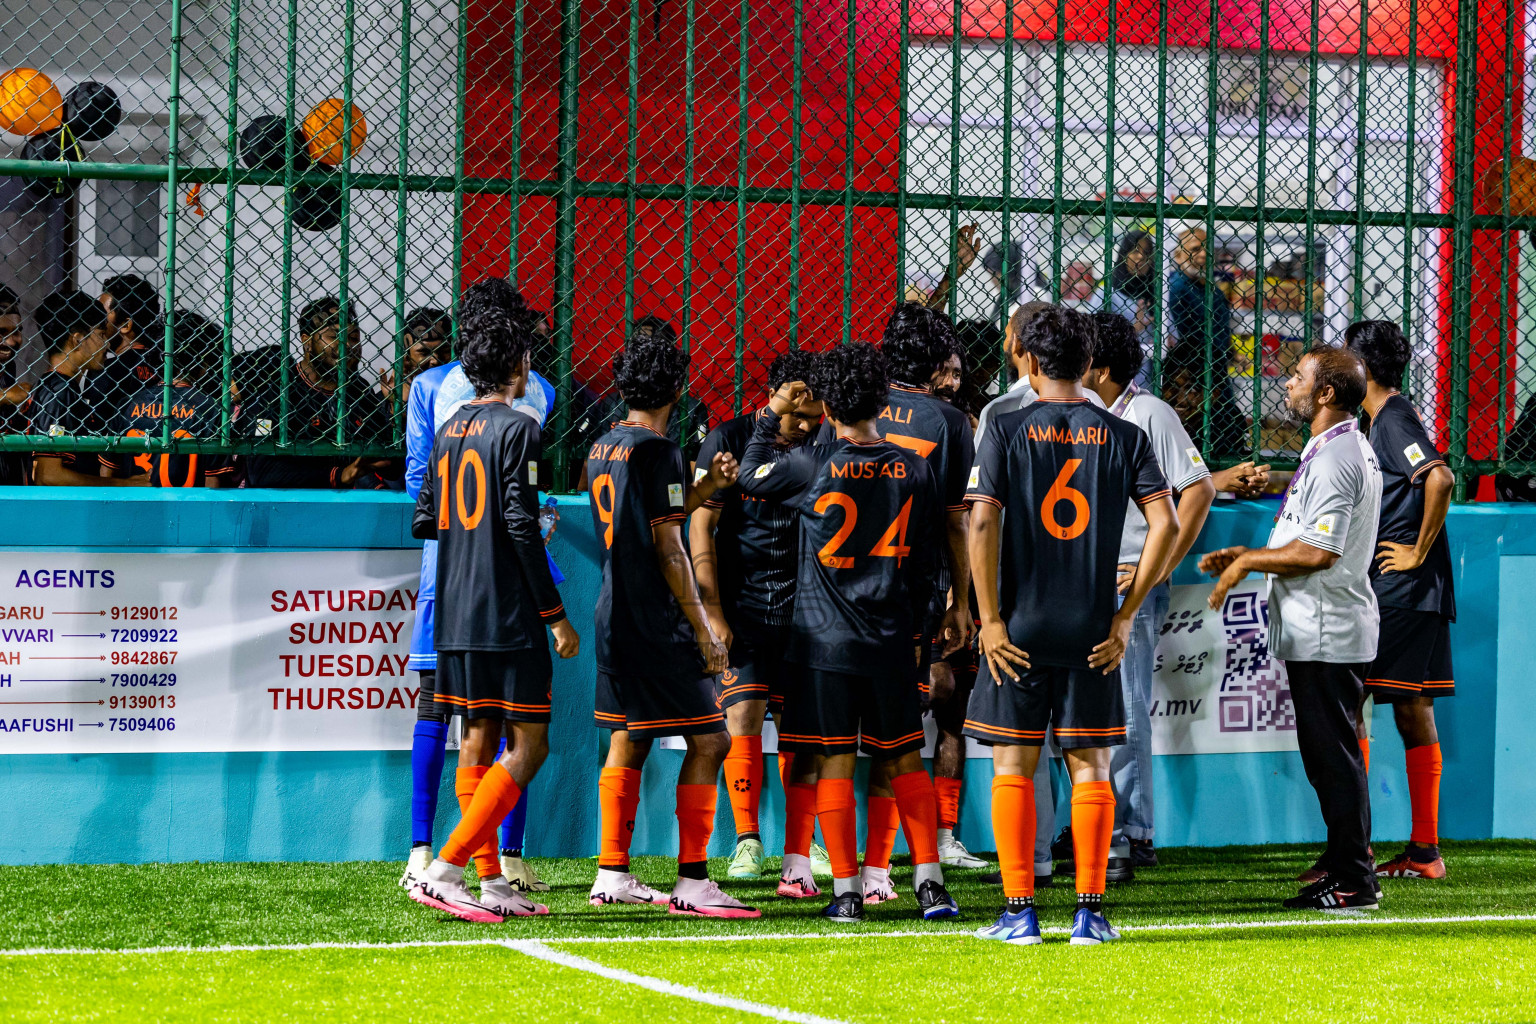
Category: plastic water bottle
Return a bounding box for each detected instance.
[539,496,559,541]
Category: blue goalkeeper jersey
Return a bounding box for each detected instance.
[406,362,561,670]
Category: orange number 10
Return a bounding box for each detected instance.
[436,450,487,531]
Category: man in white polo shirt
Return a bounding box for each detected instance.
[1200,346,1383,911]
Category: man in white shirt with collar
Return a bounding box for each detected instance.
[1200,347,1383,911]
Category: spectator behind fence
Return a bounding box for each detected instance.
[382,306,452,413]
[528,305,604,488]
[26,289,143,487]
[0,285,27,486]
[1096,229,1158,386]
[953,318,1004,426]
[99,310,237,488]
[1496,390,1536,500]
[1160,342,1250,462]
[1168,227,1247,457]
[93,273,163,402]
[245,295,401,490]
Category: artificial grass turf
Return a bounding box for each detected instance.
[0,844,1532,1023]
[1,841,1533,950]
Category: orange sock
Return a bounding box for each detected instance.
[1071,780,1115,895]
[862,796,899,871]
[724,735,762,837]
[442,763,524,870]
[816,777,859,879]
[1359,735,1371,774]
[934,775,963,831]
[1405,742,1442,846]
[991,774,1036,899]
[675,783,717,865]
[779,752,794,792]
[598,766,642,869]
[784,782,817,859]
[892,770,941,866]
[454,765,501,878]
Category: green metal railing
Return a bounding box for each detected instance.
[0,0,1532,494]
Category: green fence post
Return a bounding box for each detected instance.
[1352,0,1370,318]
[279,0,298,447]
[680,0,697,444]
[841,0,857,347]
[1302,0,1321,354]
[392,0,413,445]
[788,0,805,351]
[1200,0,1217,455]
[1401,0,1421,356]
[1102,0,1118,304]
[1498,0,1516,472]
[451,0,468,341]
[997,0,1014,374]
[1050,0,1066,300]
[896,0,909,303]
[1447,0,1476,499]
[220,0,242,445]
[948,0,961,321]
[624,0,639,334]
[337,0,356,445]
[552,0,583,486]
[161,0,185,450]
[508,0,527,280]
[736,0,751,406]
[1253,0,1272,456]
[1151,0,1169,389]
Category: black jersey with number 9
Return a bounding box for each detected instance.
[967,398,1169,667]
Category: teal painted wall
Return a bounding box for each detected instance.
[1,487,1532,865]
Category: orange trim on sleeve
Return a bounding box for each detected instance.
[649,512,687,526]
[539,604,566,623]
[1134,488,1172,505]
[967,493,1004,508]
[1409,458,1445,483]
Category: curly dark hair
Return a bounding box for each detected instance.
[880,302,958,388]
[767,348,817,391]
[1089,310,1143,386]
[459,309,533,397]
[102,273,160,332]
[811,342,887,424]
[1344,319,1409,388]
[457,277,526,322]
[297,295,339,338]
[630,315,678,346]
[1307,346,1368,412]
[1021,305,1095,381]
[613,335,689,411]
[37,289,108,353]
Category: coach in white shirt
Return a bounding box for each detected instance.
[1200,347,1383,911]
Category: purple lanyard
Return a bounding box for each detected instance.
[1274,419,1358,523]
[1109,383,1138,418]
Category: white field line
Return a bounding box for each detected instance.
[506,939,852,1024]
[1,912,1532,958]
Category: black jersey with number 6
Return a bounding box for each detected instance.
[411,398,564,651]
[967,398,1169,667]
[739,410,940,676]
[586,420,704,678]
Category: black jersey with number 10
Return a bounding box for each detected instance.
[967,398,1169,667]
[411,399,565,651]
[739,410,941,676]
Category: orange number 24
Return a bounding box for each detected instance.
[814,493,914,567]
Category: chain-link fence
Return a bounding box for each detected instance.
[0,0,1530,495]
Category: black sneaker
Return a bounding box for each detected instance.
[821,892,865,924]
[1129,838,1158,867]
[1282,875,1380,911]
[916,879,960,920]
[1051,826,1075,865]
[1105,856,1136,883]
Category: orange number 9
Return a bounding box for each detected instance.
[592,472,616,549]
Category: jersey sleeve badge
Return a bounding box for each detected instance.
[693,466,707,483]
[1404,442,1426,467]
[527,461,539,486]
[753,462,774,479]
[668,482,684,506]
[967,465,980,489]
[1313,513,1337,536]
[1186,447,1205,468]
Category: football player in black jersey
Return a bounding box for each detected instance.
[690,349,827,891]
[739,342,960,925]
[406,308,579,924]
[585,332,759,919]
[1347,320,1455,880]
[966,306,1178,946]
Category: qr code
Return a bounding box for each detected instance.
[1216,591,1295,733]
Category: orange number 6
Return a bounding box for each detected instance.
[1041,459,1090,540]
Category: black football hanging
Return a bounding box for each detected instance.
[19,131,82,201]
[62,81,121,141]
[240,114,311,172]
[291,183,341,231]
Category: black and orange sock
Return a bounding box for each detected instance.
[892,770,941,867]
[442,764,524,870]
[724,735,762,841]
[816,778,859,881]
[598,766,641,871]
[862,796,899,871]
[1405,742,1442,848]
[1071,780,1115,897]
[991,774,1035,899]
[784,782,817,859]
[934,775,963,832]
[454,765,501,878]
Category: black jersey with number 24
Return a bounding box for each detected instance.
[739,410,940,676]
[967,398,1169,667]
[411,399,564,651]
[586,421,703,678]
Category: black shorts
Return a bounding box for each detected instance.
[723,621,793,713]
[929,644,977,732]
[776,666,925,758]
[594,669,725,739]
[436,648,552,723]
[1366,608,1455,702]
[963,660,1126,748]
